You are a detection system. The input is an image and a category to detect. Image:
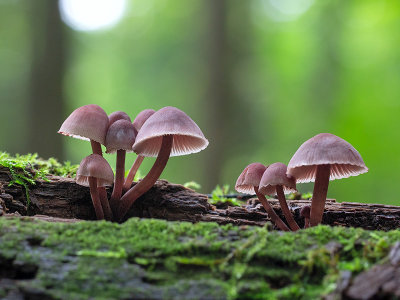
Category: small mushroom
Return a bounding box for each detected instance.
[58,104,113,220]
[235,163,290,231]
[108,111,131,126]
[300,205,311,228]
[287,133,368,227]
[76,154,114,220]
[105,120,136,210]
[258,162,300,231]
[117,106,209,221]
[123,109,156,193]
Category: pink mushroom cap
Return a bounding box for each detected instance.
[258,162,297,196]
[132,106,209,157]
[105,120,136,154]
[108,111,131,126]
[76,154,114,187]
[132,109,156,135]
[58,104,109,145]
[235,163,267,194]
[287,133,368,183]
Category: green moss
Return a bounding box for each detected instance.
[183,181,202,190]
[209,184,244,207]
[0,152,78,208]
[1,217,399,299]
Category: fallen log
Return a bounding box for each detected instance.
[1,166,400,230]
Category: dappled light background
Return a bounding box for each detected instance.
[0,0,399,204]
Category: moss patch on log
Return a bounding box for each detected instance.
[1,217,400,299]
[0,152,78,209]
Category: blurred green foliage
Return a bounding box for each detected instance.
[0,0,399,204]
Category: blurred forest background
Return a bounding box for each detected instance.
[0,0,399,204]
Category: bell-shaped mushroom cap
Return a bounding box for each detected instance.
[105,120,136,153]
[76,154,114,187]
[235,163,267,194]
[108,111,131,126]
[258,162,297,196]
[287,133,368,183]
[58,104,109,144]
[132,109,155,135]
[132,106,209,157]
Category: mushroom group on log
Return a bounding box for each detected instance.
[1,165,400,231]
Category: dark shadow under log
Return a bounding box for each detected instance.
[1,166,400,230]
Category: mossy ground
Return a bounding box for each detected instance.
[1,217,399,299]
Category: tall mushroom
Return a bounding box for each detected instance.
[258,162,300,231]
[117,106,209,221]
[287,133,368,227]
[132,109,155,136]
[122,109,156,193]
[76,154,114,220]
[235,163,290,231]
[58,104,113,220]
[105,119,136,210]
[58,104,109,156]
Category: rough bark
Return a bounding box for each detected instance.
[325,242,400,300]
[1,166,400,230]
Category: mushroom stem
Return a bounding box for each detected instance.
[310,164,331,227]
[90,140,103,156]
[99,189,113,220]
[110,150,126,210]
[122,155,145,193]
[88,176,105,220]
[89,140,113,220]
[117,135,173,221]
[254,186,290,231]
[304,218,310,229]
[276,185,300,231]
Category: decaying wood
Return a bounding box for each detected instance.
[339,242,400,300]
[1,166,400,230]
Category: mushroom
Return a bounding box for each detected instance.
[76,154,114,220]
[287,133,368,227]
[300,205,311,228]
[58,104,113,220]
[235,163,290,231]
[105,120,136,210]
[122,109,156,193]
[258,162,300,231]
[117,106,209,221]
[58,104,109,156]
[132,109,155,136]
[108,111,131,126]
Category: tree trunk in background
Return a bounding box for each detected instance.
[310,2,343,120]
[28,0,65,160]
[203,0,253,192]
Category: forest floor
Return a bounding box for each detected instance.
[0,153,399,299]
[2,216,400,300]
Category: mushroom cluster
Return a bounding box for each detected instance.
[59,105,209,222]
[236,133,368,230]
